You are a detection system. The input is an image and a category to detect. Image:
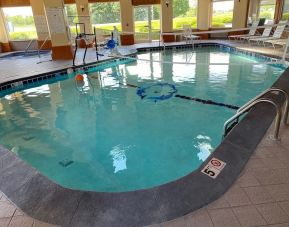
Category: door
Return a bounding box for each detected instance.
[134,5,160,43]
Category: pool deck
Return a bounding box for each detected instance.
[0,39,287,85]
[1,40,289,227]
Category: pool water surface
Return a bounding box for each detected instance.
[0,46,284,192]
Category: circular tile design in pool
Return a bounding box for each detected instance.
[136,82,177,102]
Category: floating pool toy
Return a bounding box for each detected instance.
[75,74,84,81]
[107,39,116,49]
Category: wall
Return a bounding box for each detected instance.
[43,0,74,59]
[197,0,211,30]
[30,0,50,43]
[119,0,134,44]
[0,0,30,7]
[0,9,10,51]
[232,0,249,28]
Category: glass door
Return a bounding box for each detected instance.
[134,5,160,43]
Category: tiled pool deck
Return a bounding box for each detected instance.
[1,40,289,227]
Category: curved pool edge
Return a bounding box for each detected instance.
[0,67,288,226]
[0,45,289,226]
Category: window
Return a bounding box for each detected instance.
[90,2,121,35]
[259,0,276,24]
[2,7,37,41]
[173,0,197,30]
[282,0,289,20]
[133,5,160,42]
[211,0,234,28]
[247,0,260,26]
[247,0,276,25]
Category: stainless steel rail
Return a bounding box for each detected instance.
[37,35,50,59]
[24,39,36,56]
[237,88,289,125]
[223,98,282,140]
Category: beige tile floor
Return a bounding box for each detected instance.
[0,40,289,227]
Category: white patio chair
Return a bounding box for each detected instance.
[241,26,273,43]
[249,24,286,46]
[182,25,200,45]
[228,20,260,40]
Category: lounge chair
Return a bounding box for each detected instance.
[228,21,260,40]
[263,38,288,49]
[248,24,286,46]
[240,26,272,42]
[182,25,200,44]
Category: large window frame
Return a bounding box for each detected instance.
[89,2,121,35]
[258,0,276,24]
[210,0,234,28]
[2,6,37,41]
[172,0,197,30]
[282,0,289,20]
[133,5,161,42]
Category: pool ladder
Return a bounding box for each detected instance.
[72,23,103,67]
[223,88,289,140]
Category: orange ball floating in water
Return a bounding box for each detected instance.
[75,74,84,81]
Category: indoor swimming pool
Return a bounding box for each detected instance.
[0,46,285,192]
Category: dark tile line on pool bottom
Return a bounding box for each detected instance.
[174,94,240,110]
[126,83,240,110]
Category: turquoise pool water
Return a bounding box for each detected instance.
[0,47,284,192]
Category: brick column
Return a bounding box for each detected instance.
[119,0,134,45]
[0,8,11,52]
[43,0,74,60]
[30,0,52,49]
[161,0,174,42]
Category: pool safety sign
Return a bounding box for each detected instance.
[201,157,226,179]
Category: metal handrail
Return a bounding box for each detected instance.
[223,98,282,140]
[24,39,36,56]
[73,25,102,67]
[37,35,50,59]
[237,87,289,125]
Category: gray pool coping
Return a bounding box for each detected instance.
[0,44,289,227]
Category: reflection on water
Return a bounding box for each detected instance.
[194,135,213,161]
[110,145,129,173]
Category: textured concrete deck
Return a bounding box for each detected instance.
[0,40,289,227]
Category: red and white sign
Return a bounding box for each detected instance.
[201,157,226,179]
[209,158,226,171]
